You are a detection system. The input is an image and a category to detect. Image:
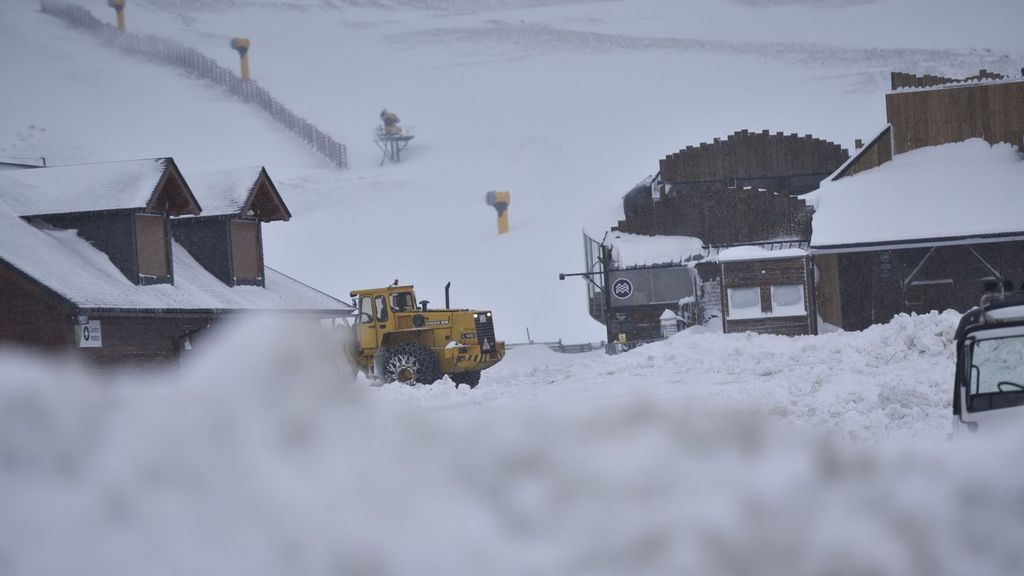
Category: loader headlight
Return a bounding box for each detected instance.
[473,313,479,319]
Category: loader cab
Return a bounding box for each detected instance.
[351,285,418,353]
[953,292,1024,435]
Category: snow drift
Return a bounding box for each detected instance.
[1,312,1021,576]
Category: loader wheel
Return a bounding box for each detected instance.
[383,342,441,385]
[451,371,481,389]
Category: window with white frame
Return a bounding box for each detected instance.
[770,284,806,317]
[727,287,765,319]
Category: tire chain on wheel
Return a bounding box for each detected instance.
[382,342,441,385]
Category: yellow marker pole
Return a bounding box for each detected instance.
[230,38,251,80]
[485,191,511,235]
[108,0,126,32]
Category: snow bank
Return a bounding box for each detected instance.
[2,312,1021,576]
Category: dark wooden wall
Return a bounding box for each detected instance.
[720,257,815,336]
[0,261,73,349]
[43,211,139,283]
[659,129,848,188]
[886,79,1024,154]
[80,315,211,366]
[819,240,1024,331]
[172,217,232,285]
[617,186,813,246]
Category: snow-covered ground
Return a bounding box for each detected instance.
[1,312,1022,575]
[2,1,1023,573]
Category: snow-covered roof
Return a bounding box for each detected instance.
[808,140,1024,250]
[0,158,174,216]
[183,166,263,217]
[0,198,350,314]
[604,231,705,267]
[716,246,807,263]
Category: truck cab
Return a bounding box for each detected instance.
[952,291,1024,434]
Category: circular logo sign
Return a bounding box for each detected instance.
[612,278,633,300]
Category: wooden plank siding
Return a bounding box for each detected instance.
[720,257,815,336]
[617,186,814,247]
[833,125,893,179]
[825,240,1024,331]
[135,213,171,282]
[78,315,212,366]
[886,80,1024,154]
[0,260,74,349]
[230,219,264,286]
[659,130,848,187]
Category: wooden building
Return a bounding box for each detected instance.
[811,139,1023,330]
[0,158,351,366]
[812,72,1024,331]
[594,130,846,338]
[717,247,816,336]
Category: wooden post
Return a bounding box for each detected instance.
[231,38,251,80]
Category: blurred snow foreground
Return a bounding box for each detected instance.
[0,313,1021,576]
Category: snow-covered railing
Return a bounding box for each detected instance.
[39,0,347,169]
[506,340,606,354]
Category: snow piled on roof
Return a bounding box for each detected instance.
[0,158,167,216]
[605,231,705,267]
[809,140,1024,248]
[0,199,349,312]
[184,166,262,217]
[716,245,807,262]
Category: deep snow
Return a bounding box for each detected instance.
[1,312,1022,576]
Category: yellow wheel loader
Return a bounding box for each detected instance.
[347,283,505,388]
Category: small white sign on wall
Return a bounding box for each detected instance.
[75,320,102,348]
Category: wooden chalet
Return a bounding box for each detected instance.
[0,158,351,366]
[592,130,847,340]
[811,71,1024,331]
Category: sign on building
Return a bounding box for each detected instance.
[75,320,102,348]
[608,266,694,308]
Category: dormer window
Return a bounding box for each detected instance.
[135,213,170,281]
[230,219,262,283]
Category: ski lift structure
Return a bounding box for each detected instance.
[375,109,414,165]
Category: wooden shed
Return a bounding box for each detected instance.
[717,247,816,336]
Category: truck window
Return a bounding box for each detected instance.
[375,295,388,322]
[359,296,374,324]
[391,292,414,312]
[970,336,1024,396]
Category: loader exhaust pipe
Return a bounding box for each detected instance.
[445,282,451,309]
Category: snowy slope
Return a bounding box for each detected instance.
[2,0,1021,341]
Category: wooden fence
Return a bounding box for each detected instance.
[39,0,347,169]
